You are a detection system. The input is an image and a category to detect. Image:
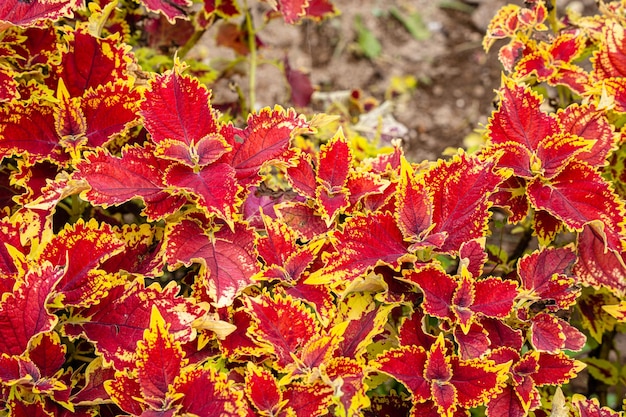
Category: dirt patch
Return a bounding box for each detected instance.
[192,0,509,162]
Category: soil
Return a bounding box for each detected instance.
[193,0,511,162]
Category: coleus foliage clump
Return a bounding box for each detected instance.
[1,0,626,416]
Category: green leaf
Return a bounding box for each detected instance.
[389,7,430,41]
[354,15,381,59]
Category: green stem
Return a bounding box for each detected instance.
[244,3,257,113]
[178,28,207,60]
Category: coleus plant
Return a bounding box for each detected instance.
[1,1,626,417]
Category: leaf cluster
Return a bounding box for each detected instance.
[1,0,626,416]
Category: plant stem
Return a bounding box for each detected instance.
[178,28,207,60]
[244,2,257,113]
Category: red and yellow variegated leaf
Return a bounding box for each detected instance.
[398,309,437,349]
[282,381,333,417]
[56,29,134,98]
[573,395,623,417]
[364,393,413,417]
[532,209,563,246]
[454,322,490,360]
[0,101,68,166]
[136,307,187,401]
[141,68,227,167]
[0,262,63,356]
[576,290,618,343]
[458,239,487,278]
[245,363,284,415]
[396,158,434,245]
[165,218,260,308]
[39,219,125,308]
[488,77,559,150]
[219,308,264,358]
[449,353,506,410]
[376,345,431,402]
[173,363,247,417]
[81,81,141,149]
[317,129,352,193]
[0,66,18,102]
[75,145,186,220]
[528,160,626,250]
[100,223,165,277]
[5,397,53,417]
[273,0,308,24]
[245,292,320,370]
[487,385,529,417]
[324,357,369,416]
[105,371,145,416]
[203,0,241,19]
[316,187,349,226]
[557,104,616,167]
[405,264,456,320]
[314,211,411,284]
[531,351,584,386]
[55,93,86,153]
[424,152,505,253]
[574,223,626,296]
[346,170,388,208]
[286,152,317,199]
[0,0,81,30]
[71,357,116,405]
[536,133,593,179]
[164,162,240,223]
[592,20,626,79]
[490,176,529,222]
[482,317,523,351]
[27,331,66,381]
[471,276,518,319]
[336,302,394,360]
[583,358,619,385]
[423,339,456,416]
[518,247,579,309]
[529,313,566,353]
[220,106,310,186]
[275,201,329,239]
[258,215,320,282]
[63,280,203,369]
[140,0,191,23]
[485,140,534,178]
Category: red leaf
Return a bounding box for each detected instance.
[63,280,202,369]
[141,69,227,167]
[28,332,66,378]
[518,247,578,309]
[39,219,125,308]
[527,160,626,249]
[406,265,456,320]
[282,381,333,417]
[490,176,529,222]
[164,162,239,223]
[530,313,566,353]
[172,365,247,416]
[557,104,616,167]
[0,263,62,356]
[425,153,505,253]
[245,364,282,415]
[74,145,186,220]
[220,106,310,186]
[531,351,582,385]
[140,0,191,23]
[398,309,437,349]
[592,20,626,79]
[275,201,329,239]
[135,308,186,401]
[56,29,133,98]
[286,152,317,198]
[454,323,490,360]
[165,218,260,308]
[471,277,518,318]
[376,345,431,401]
[574,223,626,295]
[244,293,320,369]
[574,396,623,417]
[284,56,314,107]
[274,0,308,24]
[487,385,528,417]
[317,129,351,193]
[0,0,81,29]
[396,159,434,245]
[81,81,141,148]
[0,101,67,166]
[319,211,410,283]
[488,77,559,150]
